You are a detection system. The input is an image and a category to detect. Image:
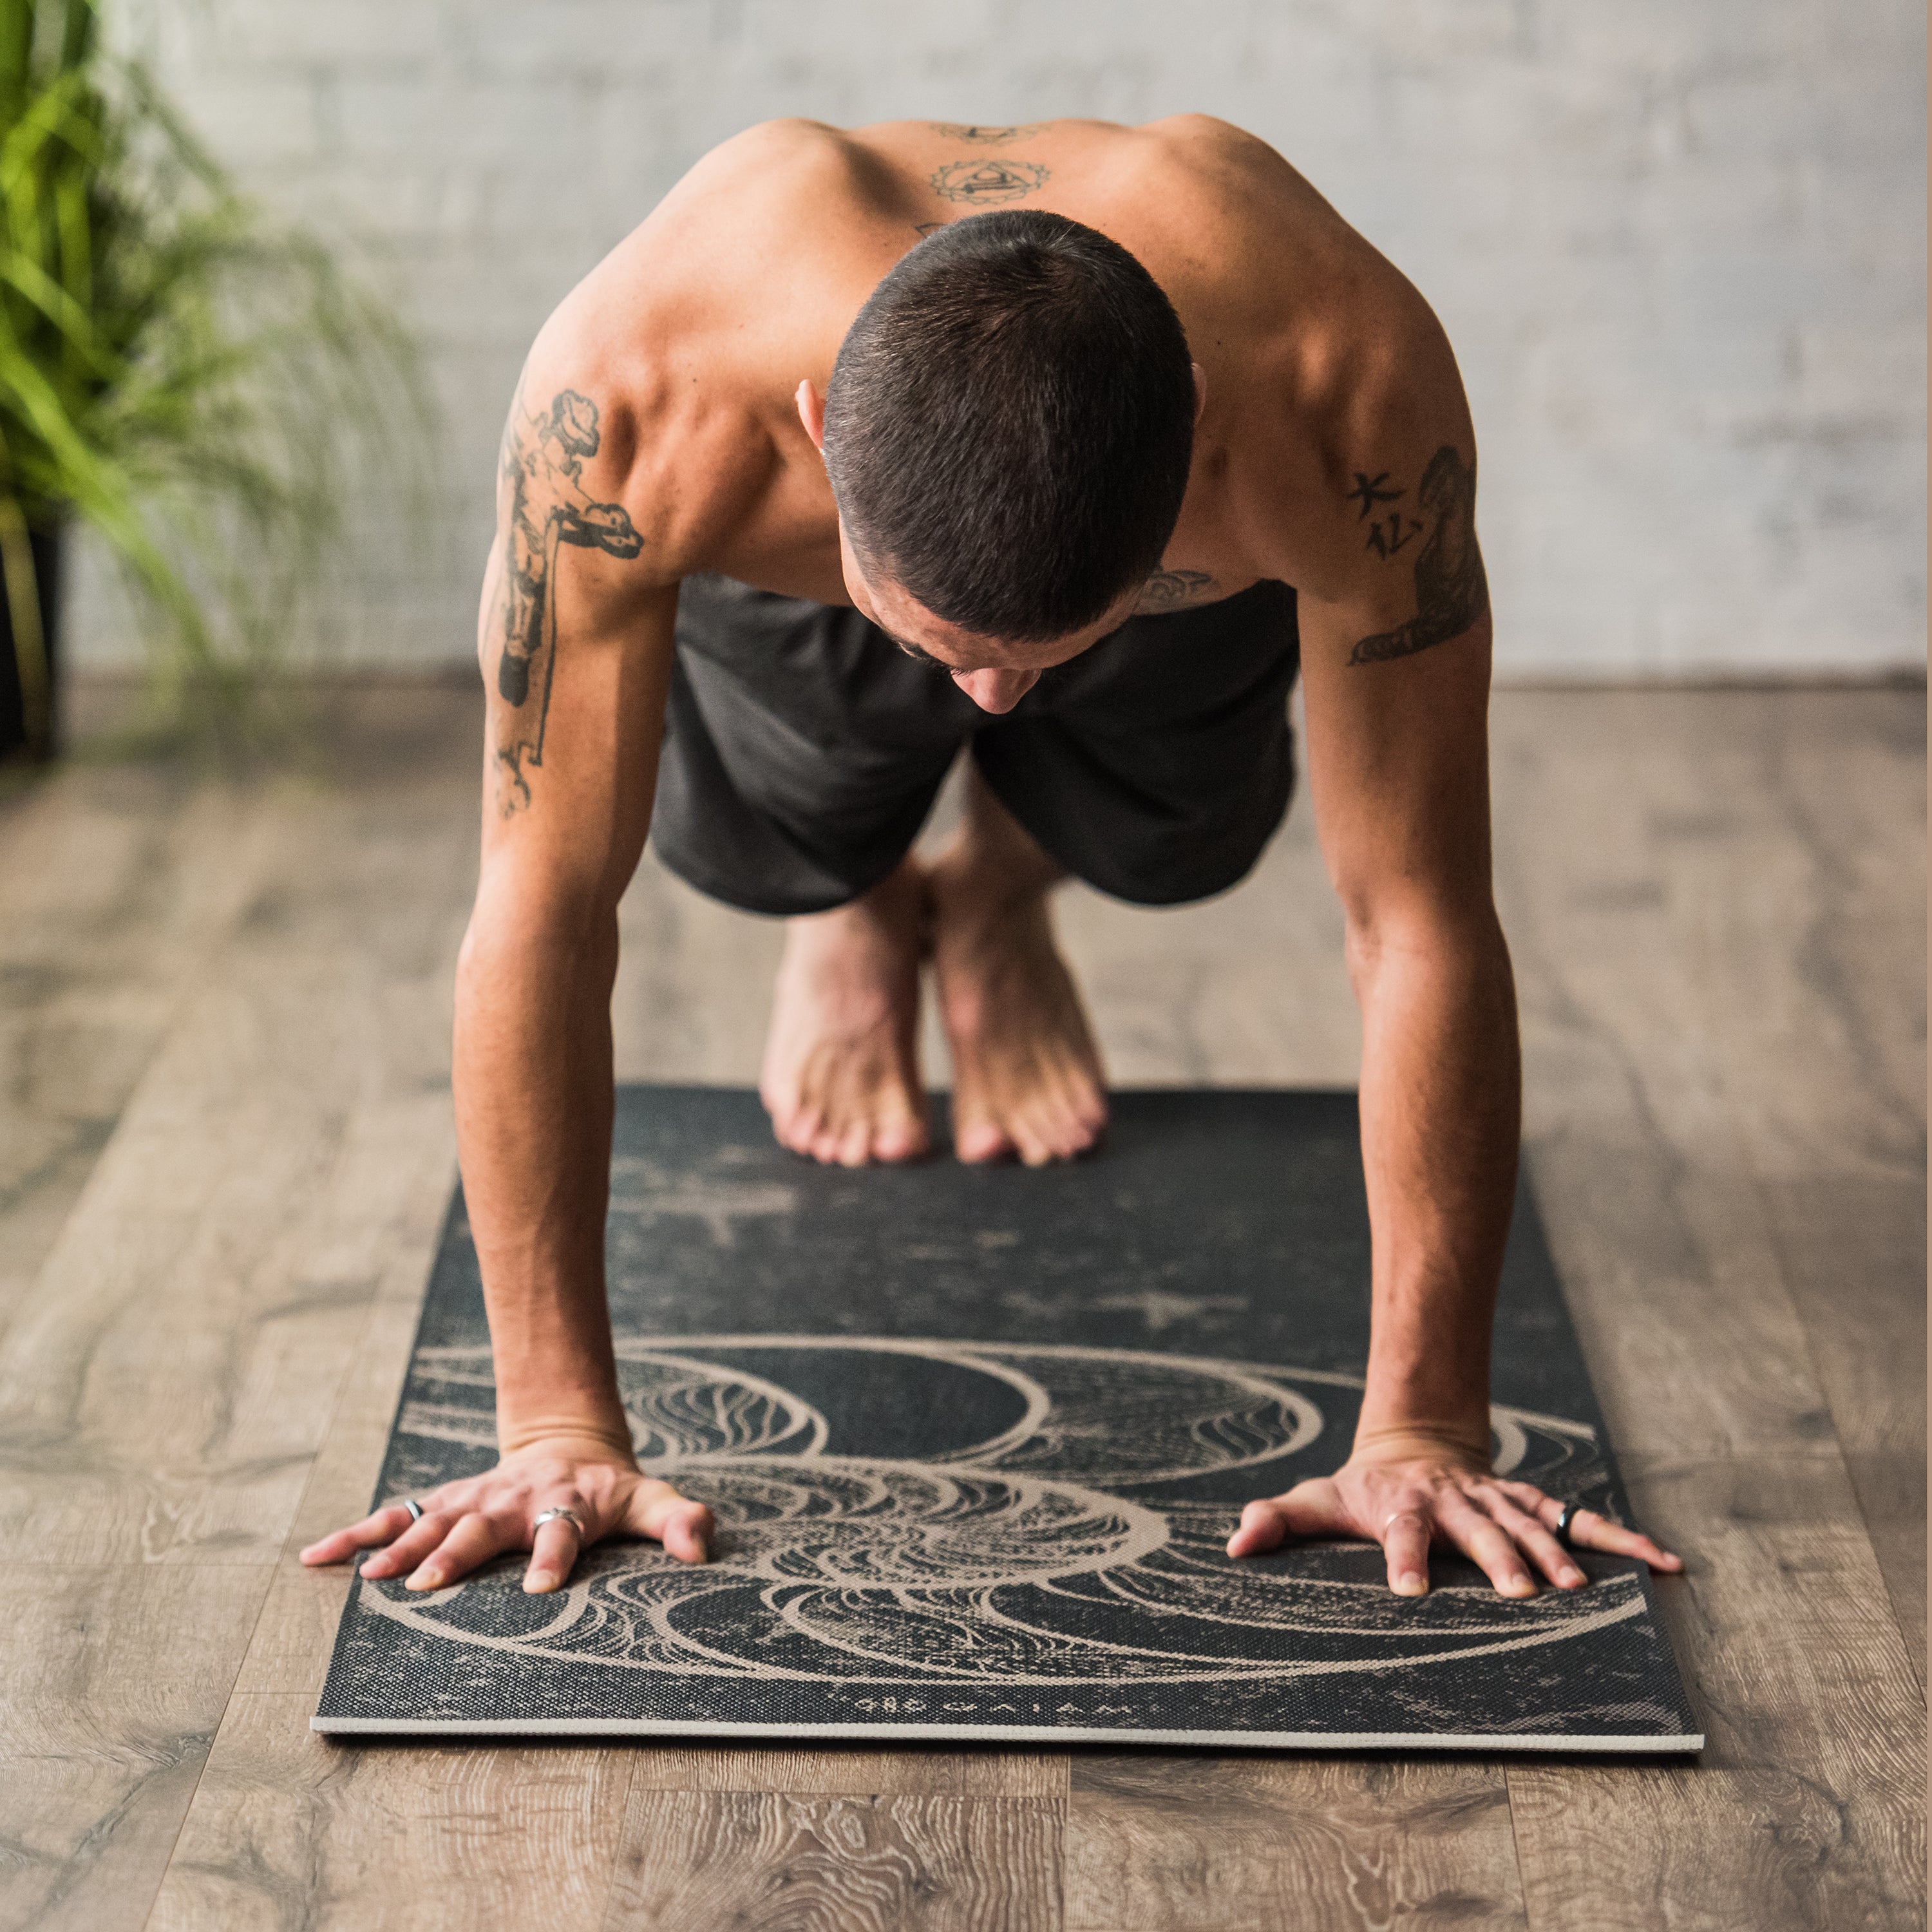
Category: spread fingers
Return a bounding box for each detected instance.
[1437,1497,1538,1597]
[1474,1488,1585,1588]
[1555,1504,1683,1571]
[299,1501,422,1566]
[405,1511,511,1591]
[355,1511,457,1580]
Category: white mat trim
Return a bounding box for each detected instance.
[311,1714,1703,1752]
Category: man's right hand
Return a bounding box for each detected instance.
[299,1434,714,1595]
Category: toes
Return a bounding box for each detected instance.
[1013,1084,1101,1164]
[1070,1080,1108,1139]
[954,1115,1015,1163]
[871,1113,929,1164]
[773,1102,822,1157]
[1037,1097,1092,1160]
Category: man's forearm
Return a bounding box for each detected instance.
[1348,903,1520,1453]
[453,875,630,1456]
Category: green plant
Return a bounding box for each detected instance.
[0,0,428,754]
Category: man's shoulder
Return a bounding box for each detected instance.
[519,128,867,582]
[1224,247,1473,602]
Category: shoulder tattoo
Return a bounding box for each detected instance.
[491,386,644,813]
[1345,444,1489,667]
[1136,569,1220,614]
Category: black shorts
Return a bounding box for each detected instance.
[650,573,1302,917]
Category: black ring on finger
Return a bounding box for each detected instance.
[1553,1501,1580,1548]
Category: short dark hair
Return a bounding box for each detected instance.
[822,210,1195,643]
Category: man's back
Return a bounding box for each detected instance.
[536,115,1448,609]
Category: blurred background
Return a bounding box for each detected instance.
[64,0,1926,685]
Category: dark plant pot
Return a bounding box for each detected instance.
[0,523,64,763]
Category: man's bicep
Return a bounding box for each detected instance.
[476,370,677,912]
[478,578,677,922]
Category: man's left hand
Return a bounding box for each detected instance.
[1225,1432,1683,1597]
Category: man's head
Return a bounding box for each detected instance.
[806,210,1197,711]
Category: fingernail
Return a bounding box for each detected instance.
[694,1537,710,1564]
[408,1568,442,1591]
[1562,1567,1585,1587]
[524,1569,555,1593]
[1396,1571,1427,1595]
[1508,1577,1536,1596]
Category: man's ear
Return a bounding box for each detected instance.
[1191,362,1208,423]
[796,378,826,453]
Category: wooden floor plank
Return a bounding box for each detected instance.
[147,1692,634,1932]
[0,1566,270,1932]
[625,1742,1068,1802]
[0,703,475,1571]
[601,1788,1063,1932]
[1064,1757,1524,1931]
[1668,690,1924,1188]
[1509,1454,1925,1932]
[1761,1174,1927,1669]
[232,1294,431,1698]
[1489,692,1926,1930]
[0,770,282,1341]
[1493,701,1846,1464]
[1627,690,1927,1664]
[0,694,479,1928]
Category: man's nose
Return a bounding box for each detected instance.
[953,667,1041,714]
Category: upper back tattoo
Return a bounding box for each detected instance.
[1345,444,1489,667]
[927,122,1044,144]
[492,386,644,812]
[929,158,1051,206]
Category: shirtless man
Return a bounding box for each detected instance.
[301,115,1680,1606]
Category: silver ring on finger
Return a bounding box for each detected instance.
[399,1498,424,1524]
[531,1506,585,1539]
[1553,1501,1581,1548]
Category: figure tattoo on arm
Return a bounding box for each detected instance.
[1345,444,1489,667]
[491,387,644,812]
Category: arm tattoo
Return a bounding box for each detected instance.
[930,158,1049,205]
[492,386,643,811]
[1347,445,1488,667]
[927,122,1043,144]
[1136,569,1220,613]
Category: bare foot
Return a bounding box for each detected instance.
[760,859,930,1166]
[929,778,1108,1166]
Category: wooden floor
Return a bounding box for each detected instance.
[0,681,1923,1931]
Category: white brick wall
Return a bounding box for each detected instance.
[71,0,1926,675]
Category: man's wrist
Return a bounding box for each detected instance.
[1349,1416,1492,1466]
[495,1400,638,1464]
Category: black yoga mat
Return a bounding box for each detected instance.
[314,1086,1700,1750]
